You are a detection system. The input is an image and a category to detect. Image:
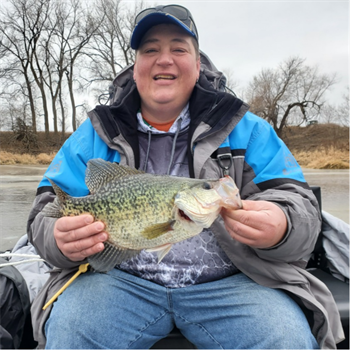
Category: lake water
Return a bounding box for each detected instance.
[0,165,349,251]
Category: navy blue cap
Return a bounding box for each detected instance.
[131,5,198,50]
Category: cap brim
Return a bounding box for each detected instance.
[131,13,196,49]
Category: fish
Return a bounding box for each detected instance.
[42,158,242,272]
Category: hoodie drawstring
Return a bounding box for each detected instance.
[167,118,182,175]
[143,129,152,172]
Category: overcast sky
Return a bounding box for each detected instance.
[126,0,349,106]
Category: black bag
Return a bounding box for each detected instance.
[0,258,31,349]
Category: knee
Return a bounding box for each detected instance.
[44,305,79,348]
[255,295,319,349]
[262,324,319,349]
[44,274,109,347]
[45,295,89,336]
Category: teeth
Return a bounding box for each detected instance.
[155,75,175,80]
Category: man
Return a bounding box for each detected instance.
[28,4,343,349]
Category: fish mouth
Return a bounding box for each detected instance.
[175,207,201,226]
[178,209,192,222]
[176,201,220,229]
[154,74,176,80]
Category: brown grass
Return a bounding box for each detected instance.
[1,148,348,169]
[0,151,56,165]
[0,125,349,169]
[293,147,349,169]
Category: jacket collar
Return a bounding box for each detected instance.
[91,66,246,172]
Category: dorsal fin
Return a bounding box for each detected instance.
[45,176,69,203]
[85,159,144,194]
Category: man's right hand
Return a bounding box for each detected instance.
[54,214,107,261]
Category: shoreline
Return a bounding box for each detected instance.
[1,163,350,176]
[1,149,349,170]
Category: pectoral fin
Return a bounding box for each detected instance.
[141,221,174,239]
[146,244,173,263]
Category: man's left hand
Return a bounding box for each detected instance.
[221,200,288,249]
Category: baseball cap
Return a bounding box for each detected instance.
[130,4,198,49]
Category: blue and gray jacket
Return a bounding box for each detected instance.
[27,53,343,348]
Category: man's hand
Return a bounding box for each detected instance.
[221,200,287,249]
[54,214,107,261]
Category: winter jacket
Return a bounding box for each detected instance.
[27,54,344,348]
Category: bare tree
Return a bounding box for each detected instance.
[0,0,101,134]
[40,3,65,136]
[62,0,101,131]
[317,91,349,126]
[222,68,240,96]
[246,56,337,136]
[41,0,84,136]
[0,0,50,133]
[27,0,52,136]
[83,0,146,94]
[87,0,126,83]
[337,89,350,127]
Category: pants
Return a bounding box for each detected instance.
[45,269,319,349]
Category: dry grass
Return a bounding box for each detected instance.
[1,147,348,169]
[0,151,56,165]
[1,125,348,169]
[293,147,349,169]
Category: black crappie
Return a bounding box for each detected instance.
[42,158,242,272]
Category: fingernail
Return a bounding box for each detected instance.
[95,222,105,231]
[99,233,107,241]
[85,216,94,224]
[97,243,105,251]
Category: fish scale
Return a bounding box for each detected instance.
[42,158,242,272]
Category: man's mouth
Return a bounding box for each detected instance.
[154,75,176,80]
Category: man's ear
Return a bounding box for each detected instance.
[133,60,137,81]
[196,57,200,79]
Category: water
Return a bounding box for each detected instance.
[0,165,46,251]
[303,169,349,224]
[0,165,349,251]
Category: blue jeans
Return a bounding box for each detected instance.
[45,269,319,349]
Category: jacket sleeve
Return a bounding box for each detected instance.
[27,126,91,268]
[27,191,84,269]
[27,119,120,268]
[233,113,322,263]
[249,185,321,263]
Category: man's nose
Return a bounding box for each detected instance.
[156,51,173,66]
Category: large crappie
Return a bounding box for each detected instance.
[42,158,242,272]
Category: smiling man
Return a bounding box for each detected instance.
[133,24,200,125]
[28,4,343,349]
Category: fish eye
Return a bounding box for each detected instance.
[202,182,211,190]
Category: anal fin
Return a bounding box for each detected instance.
[146,244,172,263]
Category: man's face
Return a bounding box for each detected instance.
[134,24,200,121]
